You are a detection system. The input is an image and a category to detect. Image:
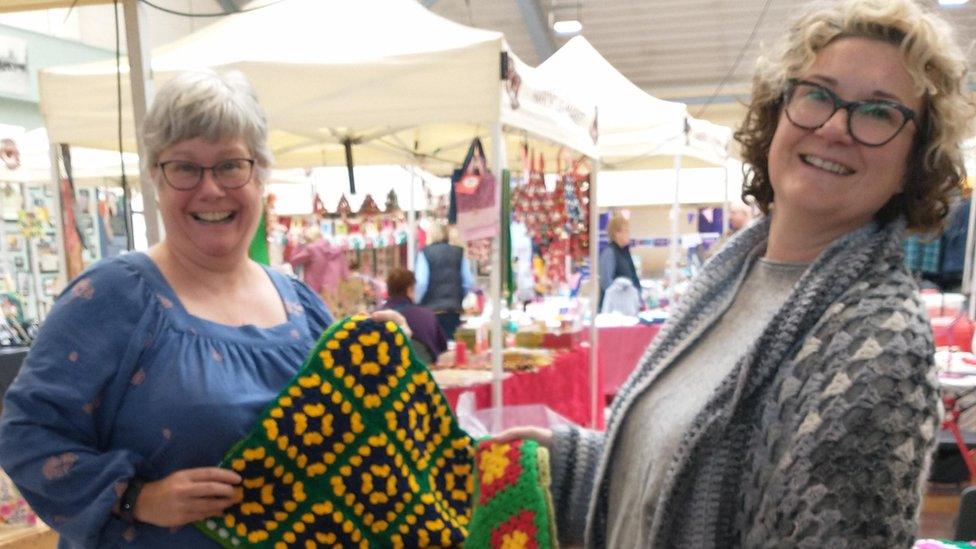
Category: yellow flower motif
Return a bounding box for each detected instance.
[260,484,274,505]
[350,343,364,365]
[298,374,320,389]
[293,413,308,435]
[303,403,325,417]
[480,442,512,486]
[262,419,278,440]
[320,350,335,368]
[358,331,381,346]
[501,530,530,549]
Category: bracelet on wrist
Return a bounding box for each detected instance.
[118,477,146,524]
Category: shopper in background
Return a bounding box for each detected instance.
[0,70,404,548]
[285,224,348,296]
[727,199,753,234]
[700,199,756,260]
[598,214,641,310]
[498,0,975,546]
[382,267,447,363]
[415,221,474,339]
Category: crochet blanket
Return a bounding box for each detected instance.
[196,315,475,548]
[467,439,557,549]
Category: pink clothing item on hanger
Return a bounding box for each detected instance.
[287,239,349,294]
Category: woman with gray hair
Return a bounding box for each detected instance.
[498,0,975,546]
[0,70,337,547]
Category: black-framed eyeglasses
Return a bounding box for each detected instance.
[783,79,917,147]
[156,158,256,191]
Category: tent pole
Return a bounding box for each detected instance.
[47,144,67,292]
[668,153,683,303]
[407,166,417,270]
[589,159,600,428]
[122,0,160,246]
[965,191,976,319]
[489,121,504,431]
[722,159,730,236]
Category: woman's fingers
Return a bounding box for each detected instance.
[134,467,242,527]
[183,481,239,500]
[492,426,554,448]
[185,467,242,485]
[370,309,412,337]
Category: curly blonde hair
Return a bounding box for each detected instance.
[735,0,975,231]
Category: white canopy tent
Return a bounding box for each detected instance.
[37,0,597,172]
[37,0,599,421]
[536,36,733,425]
[536,36,730,169]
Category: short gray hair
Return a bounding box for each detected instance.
[141,69,273,183]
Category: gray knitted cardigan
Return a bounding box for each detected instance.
[550,216,940,548]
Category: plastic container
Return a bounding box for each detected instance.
[932,315,975,351]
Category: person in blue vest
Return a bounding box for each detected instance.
[598,214,641,311]
[414,222,474,340]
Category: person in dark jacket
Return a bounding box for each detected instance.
[382,268,447,363]
[415,222,474,339]
[598,214,641,311]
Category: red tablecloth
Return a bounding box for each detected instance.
[442,347,591,427]
[597,324,661,401]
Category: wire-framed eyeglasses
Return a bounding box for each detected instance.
[783,79,917,147]
[156,158,256,191]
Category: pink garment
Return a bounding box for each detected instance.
[287,240,348,294]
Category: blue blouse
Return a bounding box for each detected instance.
[0,252,333,548]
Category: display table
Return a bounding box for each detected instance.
[597,324,661,402]
[441,347,592,427]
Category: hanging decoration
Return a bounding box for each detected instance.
[384,189,400,214]
[358,194,382,217]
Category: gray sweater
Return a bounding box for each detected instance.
[550,216,940,548]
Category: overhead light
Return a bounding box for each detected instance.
[939,0,968,6]
[550,0,583,36]
[553,19,583,35]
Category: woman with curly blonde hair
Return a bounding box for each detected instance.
[498,0,976,546]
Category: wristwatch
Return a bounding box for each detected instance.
[118,477,146,524]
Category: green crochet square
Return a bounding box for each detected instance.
[195,315,475,548]
[467,438,557,549]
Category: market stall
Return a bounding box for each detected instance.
[35,0,600,423]
[536,36,733,420]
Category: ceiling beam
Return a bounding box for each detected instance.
[420,0,440,7]
[215,0,240,13]
[515,0,556,61]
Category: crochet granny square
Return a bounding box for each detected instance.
[466,439,558,549]
[196,315,475,548]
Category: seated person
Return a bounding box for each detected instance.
[382,268,448,363]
